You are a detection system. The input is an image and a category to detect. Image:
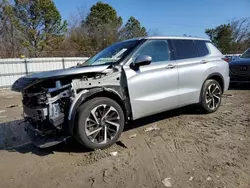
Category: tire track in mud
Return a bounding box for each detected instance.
[187,94,250,188]
[133,138,163,188]
[144,134,192,187]
[114,149,146,188]
[144,91,250,188]
[1,90,250,188]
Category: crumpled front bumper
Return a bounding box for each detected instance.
[25,122,70,148]
[23,103,70,148]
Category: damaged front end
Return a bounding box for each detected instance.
[22,80,72,148]
[12,65,129,148]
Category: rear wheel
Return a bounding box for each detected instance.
[75,97,125,150]
[200,79,222,113]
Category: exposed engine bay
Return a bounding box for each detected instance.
[13,66,130,148]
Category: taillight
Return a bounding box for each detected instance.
[222,57,229,62]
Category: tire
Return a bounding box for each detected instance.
[75,97,125,150]
[200,79,222,113]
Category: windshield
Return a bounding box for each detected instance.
[84,40,141,66]
[241,49,250,58]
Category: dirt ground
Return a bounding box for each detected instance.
[0,87,249,188]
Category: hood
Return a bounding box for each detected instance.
[229,58,250,66]
[12,64,110,92]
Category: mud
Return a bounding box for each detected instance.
[0,87,249,188]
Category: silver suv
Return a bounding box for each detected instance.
[12,36,230,150]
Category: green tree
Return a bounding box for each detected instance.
[119,16,147,40]
[68,2,148,56]
[83,1,123,53]
[205,24,233,54]
[12,0,67,57]
[0,0,21,57]
[85,1,122,28]
[0,0,8,35]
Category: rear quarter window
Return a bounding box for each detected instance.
[206,42,223,56]
[195,40,210,57]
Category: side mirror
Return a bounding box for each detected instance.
[130,55,152,69]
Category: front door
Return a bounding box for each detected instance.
[123,39,178,120]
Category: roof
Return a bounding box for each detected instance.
[127,36,210,41]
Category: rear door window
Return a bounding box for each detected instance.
[172,39,199,60]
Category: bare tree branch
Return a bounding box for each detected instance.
[231,17,250,43]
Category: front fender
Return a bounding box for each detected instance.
[67,87,123,135]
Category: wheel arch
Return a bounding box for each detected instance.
[199,73,224,103]
[206,73,225,93]
[68,87,129,135]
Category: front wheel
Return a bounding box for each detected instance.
[75,97,125,150]
[200,79,222,113]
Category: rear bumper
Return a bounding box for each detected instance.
[224,76,230,91]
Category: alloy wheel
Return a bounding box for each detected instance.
[205,83,221,110]
[85,104,120,144]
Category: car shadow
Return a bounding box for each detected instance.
[2,105,202,156]
[7,138,91,156]
[0,119,92,156]
[124,105,202,132]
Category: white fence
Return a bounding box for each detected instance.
[0,57,89,88]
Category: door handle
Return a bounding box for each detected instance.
[200,60,208,64]
[165,64,176,69]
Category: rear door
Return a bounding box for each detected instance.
[171,39,209,106]
[124,39,178,120]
